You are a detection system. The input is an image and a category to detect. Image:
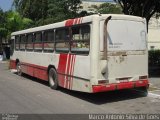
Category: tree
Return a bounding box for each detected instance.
[0,10,33,43]
[13,0,82,25]
[91,3,122,14]
[13,0,48,21]
[0,8,7,35]
[6,11,33,32]
[114,0,160,29]
[0,8,8,52]
[46,0,82,23]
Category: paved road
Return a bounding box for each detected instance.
[0,61,160,116]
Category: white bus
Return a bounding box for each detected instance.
[10,14,149,93]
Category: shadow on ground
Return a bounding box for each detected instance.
[149,67,160,77]
[59,88,147,105]
[20,73,146,105]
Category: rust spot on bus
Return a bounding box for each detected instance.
[108,51,127,56]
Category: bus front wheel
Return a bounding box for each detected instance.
[48,68,59,90]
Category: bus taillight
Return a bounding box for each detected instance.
[98,80,109,84]
[139,75,148,80]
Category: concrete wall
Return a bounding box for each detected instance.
[148,28,160,50]
[148,17,160,50]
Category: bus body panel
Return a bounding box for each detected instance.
[10,14,149,93]
[10,51,92,92]
[91,16,148,93]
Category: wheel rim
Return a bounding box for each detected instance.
[49,69,55,86]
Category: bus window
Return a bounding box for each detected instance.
[20,35,26,50]
[71,25,90,55]
[55,28,69,53]
[15,36,20,50]
[26,33,33,51]
[44,30,54,52]
[34,32,42,51]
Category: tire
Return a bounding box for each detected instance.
[48,68,59,90]
[136,86,148,97]
[16,62,22,76]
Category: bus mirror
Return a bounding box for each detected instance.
[102,16,112,60]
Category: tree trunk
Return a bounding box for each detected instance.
[0,36,2,53]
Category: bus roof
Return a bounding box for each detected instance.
[11,14,145,36]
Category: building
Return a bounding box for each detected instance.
[148,17,160,50]
[80,0,113,13]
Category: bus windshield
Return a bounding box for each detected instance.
[107,20,147,51]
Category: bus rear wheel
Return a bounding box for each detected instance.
[48,68,59,90]
[136,86,148,97]
[16,62,22,76]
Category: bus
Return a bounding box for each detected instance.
[10,14,149,93]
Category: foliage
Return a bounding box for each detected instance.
[13,0,48,21]
[13,0,82,25]
[6,11,33,32]
[0,9,33,40]
[91,3,122,14]
[149,50,160,67]
[0,28,8,38]
[0,8,7,38]
[43,0,82,25]
[114,0,160,29]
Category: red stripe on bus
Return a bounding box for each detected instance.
[70,55,76,89]
[58,54,68,87]
[135,80,149,87]
[68,55,74,89]
[93,84,116,93]
[65,17,83,26]
[78,18,81,24]
[20,62,48,81]
[66,54,72,89]
[22,63,48,81]
[34,43,43,47]
[117,82,134,90]
[65,19,74,26]
[21,62,47,70]
[74,18,78,25]
[10,60,16,69]
[80,17,83,24]
[92,80,149,93]
[44,43,50,47]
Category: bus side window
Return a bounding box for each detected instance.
[44,30,54,52]
[20,34,26,51]
[15,36,20,50]
[55,28,69,53]
[71,25,90,55]
[26,33,34,51]
[34,32,42,52]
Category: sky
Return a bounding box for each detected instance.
[0,0,13,11]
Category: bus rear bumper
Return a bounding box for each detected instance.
[92,80,149,93]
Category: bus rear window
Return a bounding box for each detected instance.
[107,20,147,51]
